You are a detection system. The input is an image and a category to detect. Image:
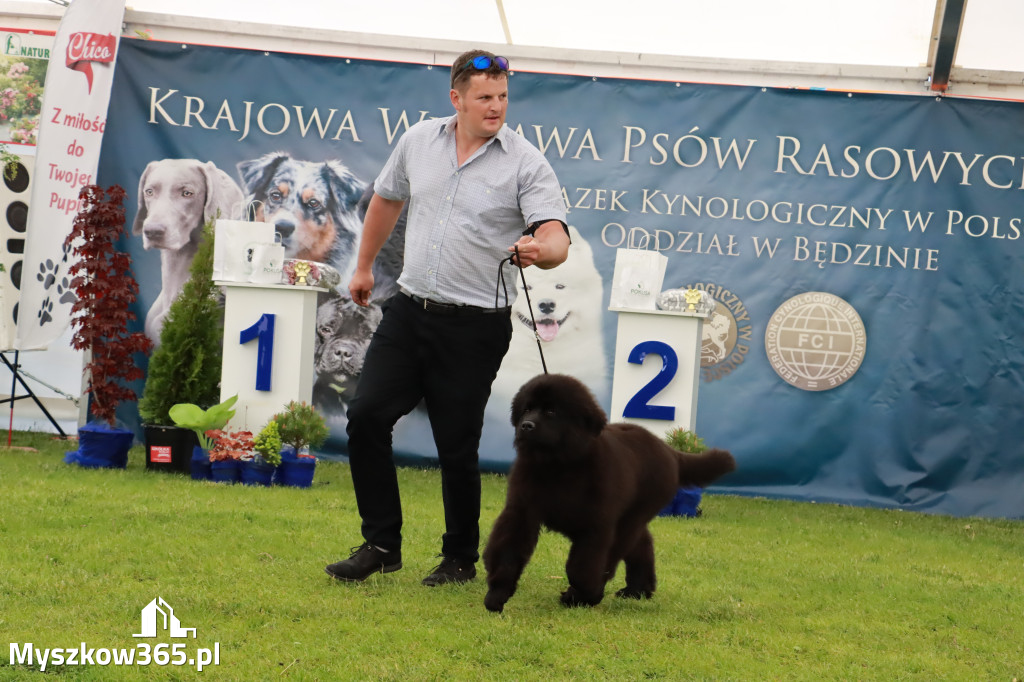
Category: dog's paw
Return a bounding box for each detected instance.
[615,586,653,600]
[483,589,508,613]
[560,586,600,608]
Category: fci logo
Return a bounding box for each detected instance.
[132,597,197,639]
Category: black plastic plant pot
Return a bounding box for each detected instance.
[143,424,199,474]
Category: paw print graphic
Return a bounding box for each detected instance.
[57,276,77,305]
[38,297,53,325]
[36,259,59,290]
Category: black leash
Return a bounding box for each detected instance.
[496,246,548,374]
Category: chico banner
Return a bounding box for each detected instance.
[16,0,126,350]
[97,38,1024,519]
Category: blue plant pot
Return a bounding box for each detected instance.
[241,459,275,487]
[210,458,242,483]
[64,423,134,469]
[273,447,316,488]
[658,487,703,518]
[190,446,211,481]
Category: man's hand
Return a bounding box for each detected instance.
[508,221,570,269]
[349,268,375,307]
[346,192,405,307]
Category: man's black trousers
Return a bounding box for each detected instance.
[345,292,512,562]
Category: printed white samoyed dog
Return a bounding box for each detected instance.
[488,225,608,416]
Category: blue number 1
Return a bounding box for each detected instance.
[239,313,276,391]
[623,340,678,420]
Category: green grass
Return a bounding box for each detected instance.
[1,431,1022,681]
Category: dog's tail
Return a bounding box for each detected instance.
[675,448,736,488]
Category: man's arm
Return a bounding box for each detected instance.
[509,220,570,269]
[349,192,406,306]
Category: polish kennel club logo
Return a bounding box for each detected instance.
[65,32,115,94]
[133,597,196,639]
[764,291,867,391]
[680,282,752,383]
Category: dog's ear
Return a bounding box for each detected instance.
[510,382,529,428]
[132,161,155,235]
[567,376,607,436]
[322,160,366,216]
[580,404,607,436]
[237,153,288,197]
[201,161,244,223]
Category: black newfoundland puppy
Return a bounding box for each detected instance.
[483,374,736,612]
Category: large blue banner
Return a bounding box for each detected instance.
[98,39,1024,519]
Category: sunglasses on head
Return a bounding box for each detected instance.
[455,55,510,79]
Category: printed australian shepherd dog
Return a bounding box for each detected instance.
[236,153,366,274]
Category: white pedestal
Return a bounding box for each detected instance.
[609,305,706,437]
[217,281,324,432]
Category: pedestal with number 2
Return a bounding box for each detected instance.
[217,282,325,432]
[609,306,707,436]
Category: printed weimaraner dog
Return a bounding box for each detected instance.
[132,159,243,345]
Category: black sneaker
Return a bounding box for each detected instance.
[421,556,476,586]
[325,543,402,582]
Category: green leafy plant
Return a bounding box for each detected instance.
[168,395,238,450]
[138,220,224,425]
[272,401,328,455]
[253,420,283,466]
[1,144,21,182]
[65,185,153,426]
[664,427,707,453]
[205,428,253,462]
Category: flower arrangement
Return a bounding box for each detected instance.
[253,420,283,467]
[0,58,44,145]
[272,400,329,455]
[206,429,254,462]
[282,259,320,286]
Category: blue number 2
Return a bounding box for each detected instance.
[623,340,678,420]
[239,313,276,391]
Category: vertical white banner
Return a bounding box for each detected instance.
[14,0,126,350]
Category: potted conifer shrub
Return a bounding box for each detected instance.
[62,185,153,469]
[137,220,224,473]
[660,427,708,518]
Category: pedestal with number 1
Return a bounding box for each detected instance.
[609,306,707,436]
[217,281,325,432]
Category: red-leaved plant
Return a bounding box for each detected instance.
[65,185,153,426]
[205,429,254,462]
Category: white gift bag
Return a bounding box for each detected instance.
[248,240,285,284]
[608,245,668,310]
[212,218,275,282]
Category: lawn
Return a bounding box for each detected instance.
[1,431,1021,681]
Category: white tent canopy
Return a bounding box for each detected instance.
[1,0,1022,434]
[5,0,1024,97]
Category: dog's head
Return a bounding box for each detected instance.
[510,226,602,344]
[314,294,383,397]
[237,153,366,264]
[701,306,732,365]
[510,373,607,454]
[132,159,243,250]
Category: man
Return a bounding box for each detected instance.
[325,50,570,586]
